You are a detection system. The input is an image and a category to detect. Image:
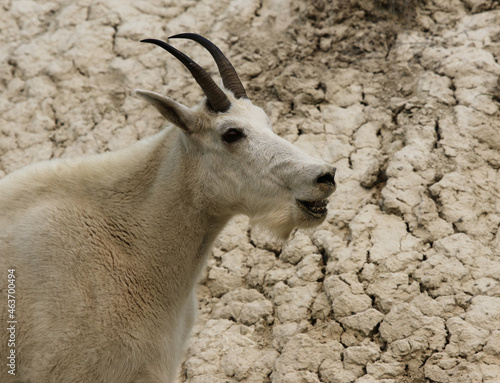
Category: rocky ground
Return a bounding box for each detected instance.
[1,0,500,382]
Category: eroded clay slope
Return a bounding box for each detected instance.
[1,0,499,382]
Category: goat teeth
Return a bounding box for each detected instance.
[297,199,329,217]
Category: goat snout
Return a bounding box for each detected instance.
[316,167,336,187]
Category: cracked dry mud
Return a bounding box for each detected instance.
[1,0,500,382]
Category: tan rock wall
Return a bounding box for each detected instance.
[1,0,499,382]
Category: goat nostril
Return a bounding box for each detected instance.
[316,168,336,186]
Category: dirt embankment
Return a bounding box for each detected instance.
[1,0,500,382]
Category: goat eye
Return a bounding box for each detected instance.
[222,128,245,144]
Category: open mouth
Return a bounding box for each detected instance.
[296,199,329,218]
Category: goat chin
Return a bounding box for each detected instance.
[249,202,318,242]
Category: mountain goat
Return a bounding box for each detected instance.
[0,33,336,383]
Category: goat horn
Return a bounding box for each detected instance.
[141,38,231,113]
[169,33,248,100]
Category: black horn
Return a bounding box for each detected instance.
[141,38,231,113]
[169,33,248,100]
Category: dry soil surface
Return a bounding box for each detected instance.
[1,0,500,382]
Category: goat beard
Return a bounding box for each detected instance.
[249,202,300,242]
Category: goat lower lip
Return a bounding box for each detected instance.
[297,199,328,217]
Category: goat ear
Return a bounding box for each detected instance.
[135,89,194,133]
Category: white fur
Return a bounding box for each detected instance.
[0,86,335,382]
